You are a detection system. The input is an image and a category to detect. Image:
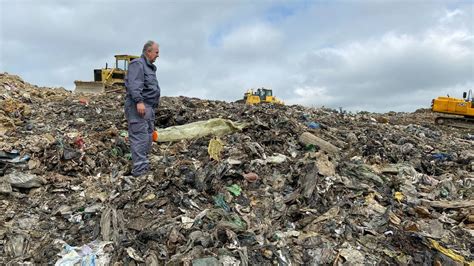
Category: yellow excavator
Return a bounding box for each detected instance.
[431,90,474,128]
[243,88,284,105]
[74,54,139,94]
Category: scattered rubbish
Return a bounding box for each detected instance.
[192,257,219,266]
[138,193,156,203]
[298,132,340,155]
[181,216,195,229]
[154,118,248,142]
[339,248,365,265]
[394,192,404,203]
[306,121,320,129]
[4,234,29,258]
[421,199,474,209]
[55,240,113,266]
[429,239,473,265]
[152,130,159,142]
[213,194,230,212]
[208,137,224,161]
[79,98,89,105]
[243,172,258,182]
[4,172,46,188]
[265,153,287,164]
[125,247,144,262]
[430,153,452,161]
[0,150,30,163]
[0,74,473,265]
[226,184,242,196]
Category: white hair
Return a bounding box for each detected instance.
[142,40,159,54]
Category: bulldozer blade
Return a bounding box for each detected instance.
[74,80,105,94]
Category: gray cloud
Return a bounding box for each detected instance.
[1,0,473,112]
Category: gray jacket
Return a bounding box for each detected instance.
[125,55,161,107]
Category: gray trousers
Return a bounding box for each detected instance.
[125,99,155,176]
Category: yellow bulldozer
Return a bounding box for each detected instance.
[242,88,284,105]
[74,54,139,94]
[431,90,474,128]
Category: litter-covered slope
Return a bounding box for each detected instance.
[1,73,472,265]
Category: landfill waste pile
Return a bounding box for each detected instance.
[0,72,473,265]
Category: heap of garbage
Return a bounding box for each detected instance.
[1,72,473,265]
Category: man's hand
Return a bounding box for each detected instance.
[136,102,146,117]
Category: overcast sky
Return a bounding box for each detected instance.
[1,0,473,112]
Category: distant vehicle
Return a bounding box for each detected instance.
[431,89,474,128]
[74,54,139,94]
[242,88,284,105]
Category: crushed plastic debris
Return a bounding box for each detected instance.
[226,184,242,196]
[394,191,404,203]
[0,73,473,264]
[207,137,224,161]
[429,239,473,265]
[54,240,113,266]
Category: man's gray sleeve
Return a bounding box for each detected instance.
[127,61,145,103]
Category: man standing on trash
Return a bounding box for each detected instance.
[124,40,161,177]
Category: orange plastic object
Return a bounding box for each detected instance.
[152,130,159,142]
